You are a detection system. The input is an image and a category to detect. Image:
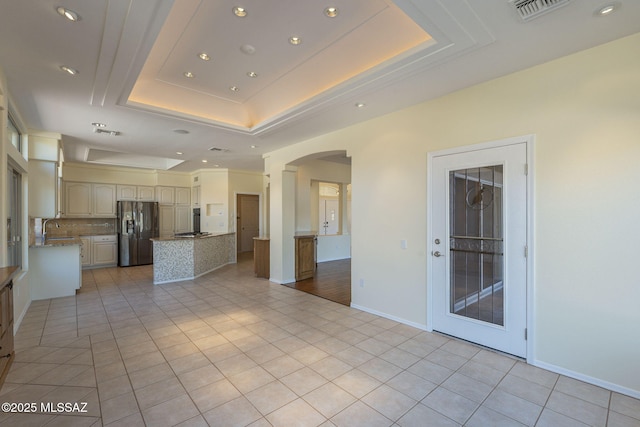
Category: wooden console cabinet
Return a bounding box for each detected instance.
[0,266,17,388]
[253,237,270,279]
[295,233,317,281]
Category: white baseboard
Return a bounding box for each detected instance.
[350,303,427,331]
[532,359,640,399]
[13,299,31,335]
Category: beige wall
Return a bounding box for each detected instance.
[266,33,640,396]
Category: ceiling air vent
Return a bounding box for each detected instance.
[208,147,230,153]
[510,0,571,21]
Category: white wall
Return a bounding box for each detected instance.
[317,235,351,262]
[266,33,640,396]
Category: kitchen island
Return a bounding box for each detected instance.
[29,237,82,299]
[151,233,236,284]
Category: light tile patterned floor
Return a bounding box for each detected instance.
[1,257,639,426]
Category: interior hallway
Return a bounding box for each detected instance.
[0,257,638,426]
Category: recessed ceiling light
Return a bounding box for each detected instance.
[324,7,338,18]
[250,145,257,149]
[184,71,194,78]
[355,102,366,108]
[176,152,183,155]
[56,6,80,22]
[240,44,256,55]
[214,164,220,168]
[229,86,239,92]
[233,7,247,17]
[247,71,258,78]
[596,3,619,16]
[289,36,302,45]
[202,159,208,163]
[60,65,78,76]
[91,122,106,128]
[198,52,211,61]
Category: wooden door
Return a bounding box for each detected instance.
[237,194,260,253]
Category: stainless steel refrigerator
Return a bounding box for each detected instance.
[117,201,159,266]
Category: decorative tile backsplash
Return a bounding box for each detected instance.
[31,217,117,244]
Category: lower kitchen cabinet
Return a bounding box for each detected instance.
[80,235,117,268]
[92,235,117,266]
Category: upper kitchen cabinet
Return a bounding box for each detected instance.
[93,184,117,216]
[117,185,155,201]
[64,182,92,216]
[28,133,63,218]
[63,182,116,217]
[156,186,175,205]
[29,161,58,218]
[175,187,190,206]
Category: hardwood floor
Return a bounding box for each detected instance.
[285,258,351,306]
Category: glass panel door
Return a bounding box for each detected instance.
[430,141,528,357]
[450,166,503,326]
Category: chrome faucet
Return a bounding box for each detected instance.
[42,218,60,239]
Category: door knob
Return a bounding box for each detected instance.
[432,251,443,257]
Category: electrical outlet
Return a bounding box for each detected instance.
[359,278,364,288]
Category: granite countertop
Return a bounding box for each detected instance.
[151,232,234,242]
[30,236,82,248]
[0,266,19,288]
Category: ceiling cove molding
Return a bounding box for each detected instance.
[112,0,494,138]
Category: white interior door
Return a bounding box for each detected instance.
[430,142,528,357]
[319,199,339,235]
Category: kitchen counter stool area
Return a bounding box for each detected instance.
[151,233,236,284]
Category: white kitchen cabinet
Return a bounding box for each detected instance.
[175,187,191,206]
[117,185,155,201]
[159,205,175,237]
[192,186,200,207]
[29,160,58,218]
[93,184,117,216]
[64,182,92,216]
[156,186,175,205]
[137,186,155,201]
[80,237,92,267]
[117,185,136,200]
[80,235,117,268]
[92,235,117,266]
[175,206,191,233]
[64,182,116,217]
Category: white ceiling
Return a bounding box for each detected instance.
[1,0,638,172]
